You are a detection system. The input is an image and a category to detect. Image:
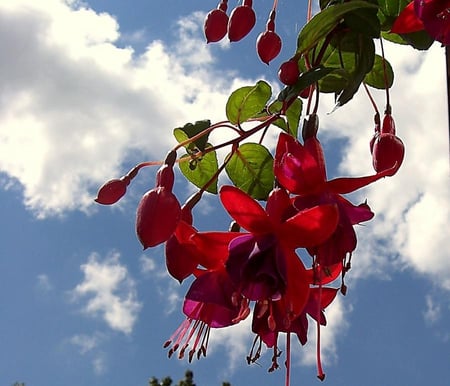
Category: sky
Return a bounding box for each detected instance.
[0,1,449,386]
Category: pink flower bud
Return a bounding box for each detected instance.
[227,5,256,42]
[136,187,181,248]
[372,133,405,176]
[95,177,129,205]
[204,8,229,43]
[256,30,282,64]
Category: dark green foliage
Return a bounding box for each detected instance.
[149,370,231,386]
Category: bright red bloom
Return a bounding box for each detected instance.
[391,0,450,45]
[221,185,339,313]
[274,131,393,266]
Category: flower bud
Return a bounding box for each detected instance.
[95,177,129,205]
[136,187,181,248]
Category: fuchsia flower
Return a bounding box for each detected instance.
[274,131,394,267]
[221,185,339,311]
[391,0,450,45]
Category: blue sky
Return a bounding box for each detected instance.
[0,1,449,385]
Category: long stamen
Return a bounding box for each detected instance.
[316,283,325,381]
[285,332,291,386]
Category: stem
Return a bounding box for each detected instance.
[363,82,380,116]
[316,282,325,381]
[379,38,390,111]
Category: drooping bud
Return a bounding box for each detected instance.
[278,59,299,86]
[371,133,405,176]
[204,2,229,43]
[136,187,181,248]
[256,30,282,64]
[227,1,256,42]
[95,177,130,205]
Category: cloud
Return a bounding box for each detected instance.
[36,273,53,292]
[70,333,102,354]
[71,251,142,334]
[0,0,244,217]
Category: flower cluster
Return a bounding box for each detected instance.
[95,0,448,384]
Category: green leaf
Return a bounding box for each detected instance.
[268,99,302,137]
[335,34,375,107]
[179,146,219,194]
[297,1,379,54]
[226,81,272,125]
[225,143,274,200]
[344,7,381,38]
[173,120,211,152]
[364,54,394,89]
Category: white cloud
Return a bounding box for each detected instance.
[423,294,442,324]
[71,251,142,334]
[0,0,246,217]
[36,273,53,292]
[139,254,156,274]
[70,333,101,354]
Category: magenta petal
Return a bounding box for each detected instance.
[336,195,374,225]
[183,269,239,328]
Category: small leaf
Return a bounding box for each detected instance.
[179,146,219,194]
[173,120,211,152]
[225,143,274,200]
[226,81,272,125]
[364,54,394,89]
[297,1,378,54]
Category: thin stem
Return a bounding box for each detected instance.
[285,333,291,386]
[379,38,390,111]
[363,82,380,116]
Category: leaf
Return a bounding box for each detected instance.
[364,54,394,89]
[335,34,375,108]
[173,120,211,152]
[268,99,302,138]
[226,81,272,125]
[297,0,379,54]
[344,7,381,38]
[225,143,274,200]
[179,146,219,194]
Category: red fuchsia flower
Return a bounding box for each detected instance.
[204,1,229,43]
[391,0,450,45]
[227,0,256,42]
[274,128,395,268]
[220,185,339,316]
